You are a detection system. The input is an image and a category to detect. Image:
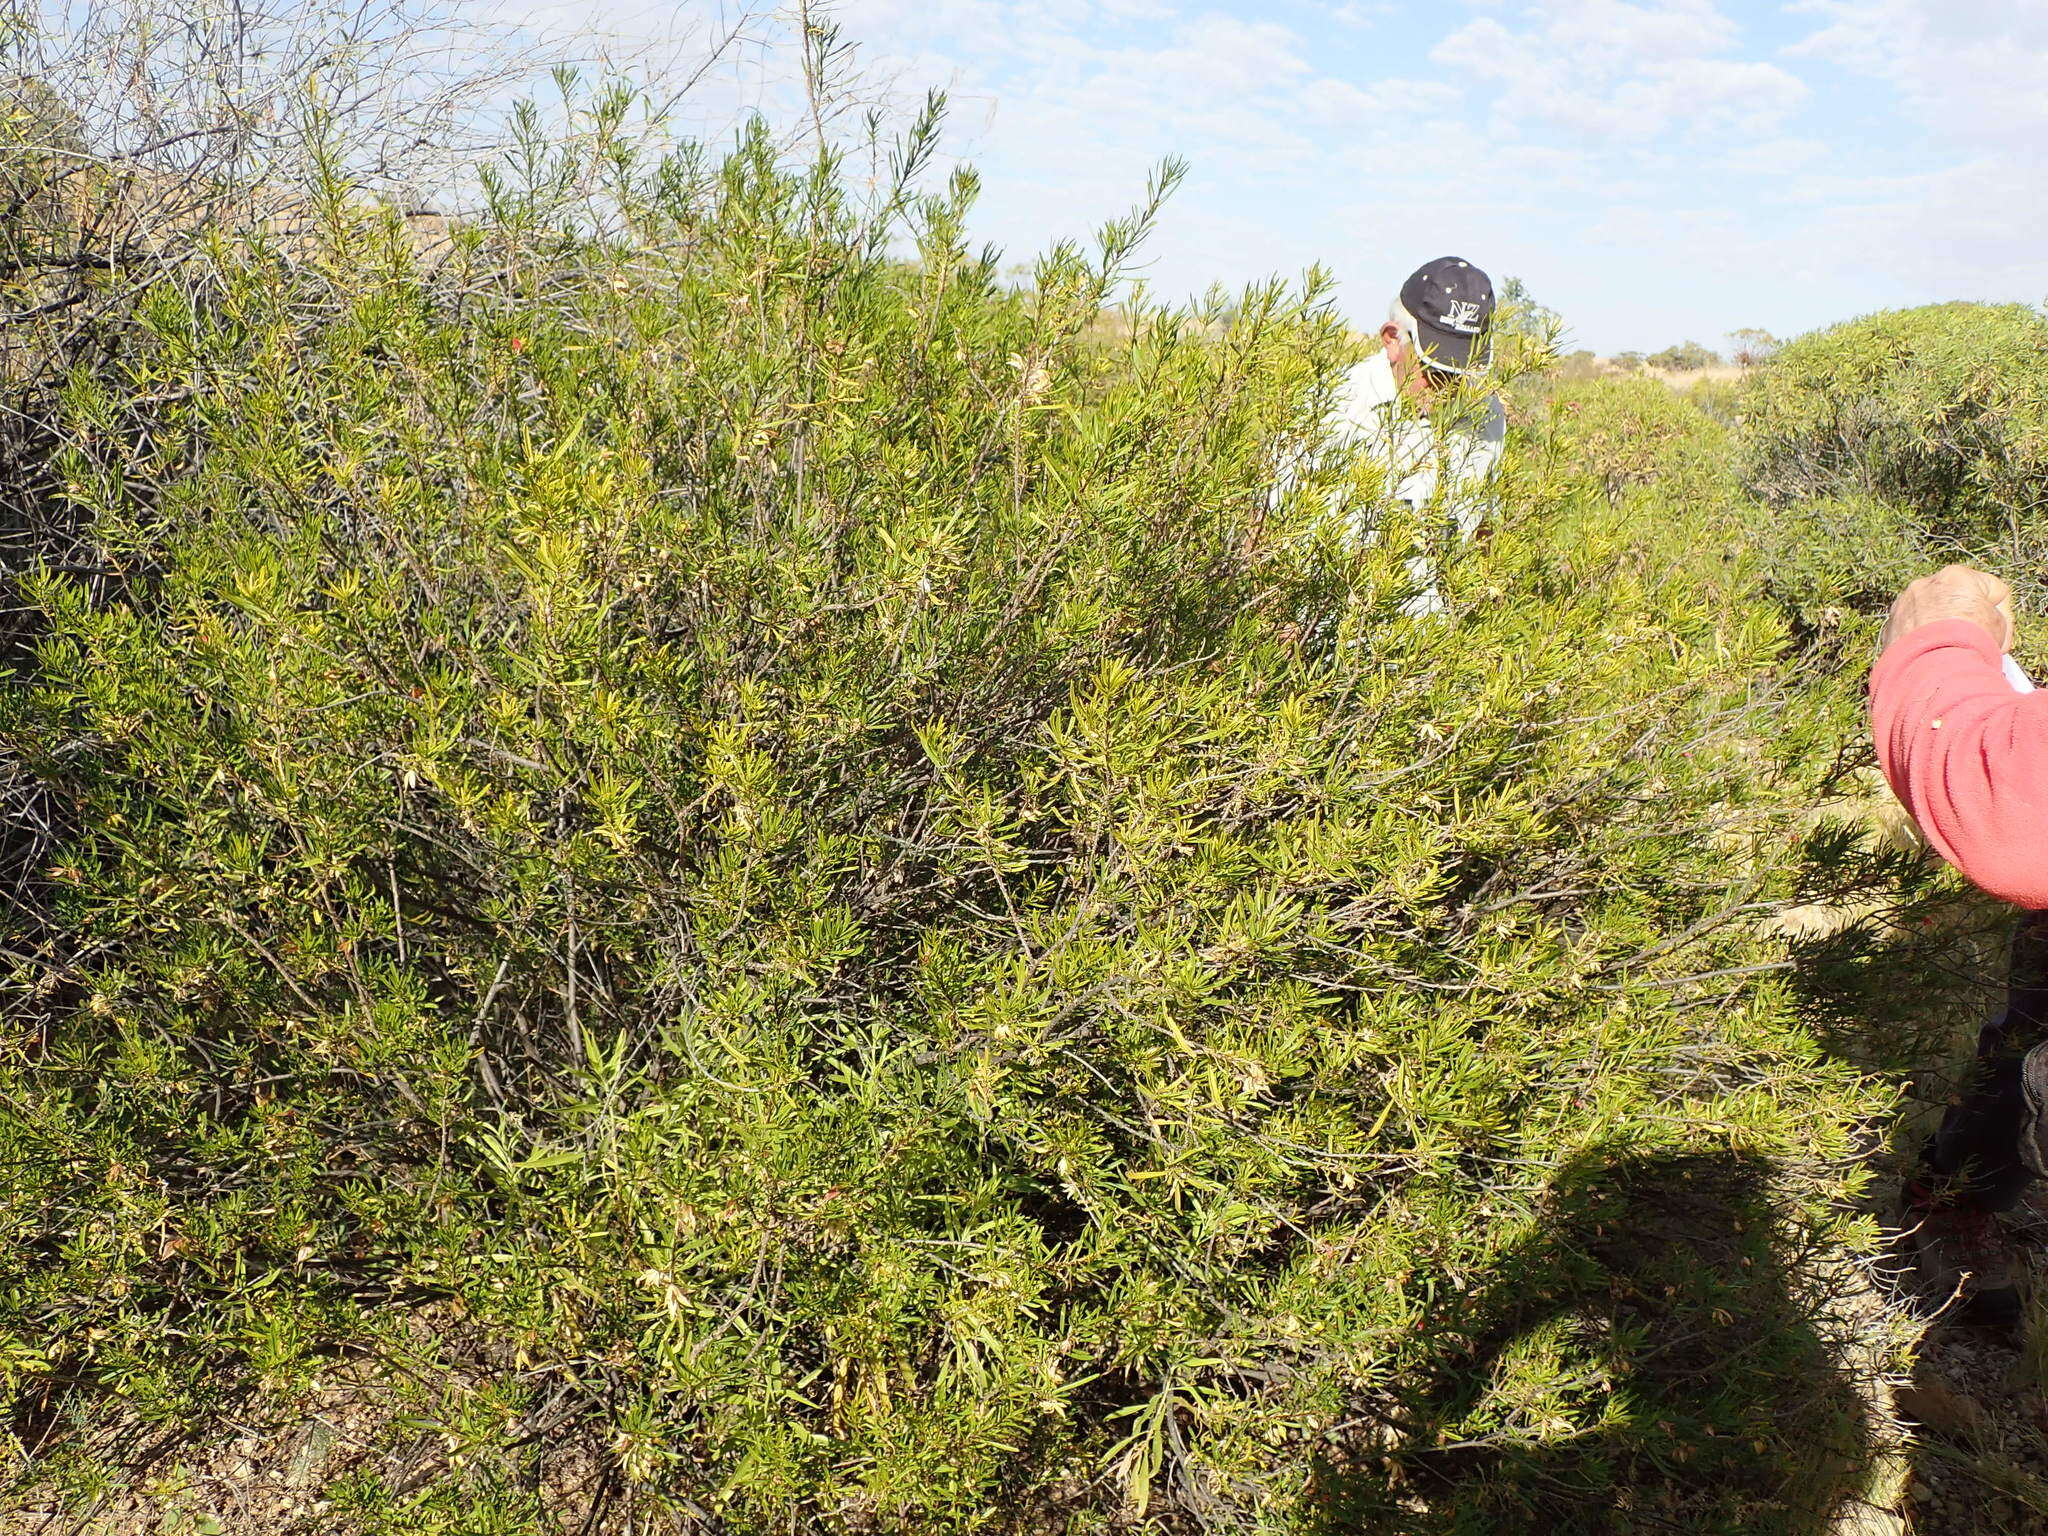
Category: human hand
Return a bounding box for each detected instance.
[1878,564,2015,655]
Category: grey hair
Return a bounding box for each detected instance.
[1388,297,1418,343]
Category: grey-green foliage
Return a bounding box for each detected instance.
[0,90,1904,1535]
[1738,302,2048,659]
[1741,302,2048,547]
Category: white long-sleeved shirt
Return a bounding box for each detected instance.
[1328,351,1505,535]
[1324,352,1505,615]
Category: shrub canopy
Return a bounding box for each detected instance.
[1736,301,2048,674]
[0,97,1915,1536]
[1741,301,2048,544]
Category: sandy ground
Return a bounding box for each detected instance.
[1577,358,1751,391]
[1897,1196,2048,1533]
[1647,362,1749,390]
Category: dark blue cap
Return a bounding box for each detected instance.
[1399,257,1495,374]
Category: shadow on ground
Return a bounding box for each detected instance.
[1791,899,2048,1531]
[1310,1146,1881,1535]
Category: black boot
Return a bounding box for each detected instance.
[1903,912,2048,1326]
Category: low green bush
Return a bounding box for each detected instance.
[1686,374,1745,428]
[1735,302,2048,681]
[1538,375,1725,501]
[1740,302,2048,554]
[0,104,1904,1536]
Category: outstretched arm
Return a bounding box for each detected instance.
[1872,567,2048,909]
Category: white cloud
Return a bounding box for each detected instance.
[1779,1,2048,303]
[1790,0,2048,140]
[1715,136,1828,175]
[470,0,2048,349]
[825,6,1417,200]
[1433,0,1805,144]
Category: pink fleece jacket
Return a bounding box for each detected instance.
[1871,618,2048,909]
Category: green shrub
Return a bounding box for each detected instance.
[1686,375,1745,428]
[1740,302,2048,551]
[1540,375,1725,501]
[1647,341,1720,372]
[1735,302,2048,675]
[0,75,85,268]
[0,101,1902,1536]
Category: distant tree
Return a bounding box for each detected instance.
[1611,350,1646,371]
[1727,328,1782,367]
[1647,340,1720,372]
[1496,274,1562,340]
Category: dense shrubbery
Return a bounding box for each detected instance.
[1739,302,2048,668]
[0,60,1939,1536]
[1742,302,2048,532]
[1541,375,1725,500]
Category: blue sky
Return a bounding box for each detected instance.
[510,1,2048,355]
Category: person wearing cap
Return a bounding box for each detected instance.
[1326,256,1507,617]
[1872,563,2048,1324]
